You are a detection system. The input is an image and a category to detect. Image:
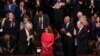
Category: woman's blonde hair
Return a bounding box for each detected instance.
[79,15,88,26]
[6,11,14,20]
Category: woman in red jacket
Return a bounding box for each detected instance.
[41,26,54,56]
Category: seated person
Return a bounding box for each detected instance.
[0,34,17,55]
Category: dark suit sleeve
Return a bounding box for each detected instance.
[11,36,17,50]
[80,29,88,41]
[33,15,38,31]
[68,24,74,35]
[61,23,75,38]
[4,20,11,30]
[45,15,50,26]
[19,30,27,43]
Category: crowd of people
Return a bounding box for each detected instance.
[0,0,100,56]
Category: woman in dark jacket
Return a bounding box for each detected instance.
[91,16,100,51]
[2,11,17,36]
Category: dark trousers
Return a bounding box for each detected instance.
[36,29,44,41]
[62,38,75,56]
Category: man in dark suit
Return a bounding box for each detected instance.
[52,0,65,30]
[18,23,34,54]
[4,0,16,15]
[15,1,27,22]
[33,10,50,40]
[75,21,88,54]
[61,16,75,56]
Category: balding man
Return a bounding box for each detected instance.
[18,22,34,54]
[75,21,88,54]
[61,16,75,56]
[77,11,83,19]
[73,11,83,25]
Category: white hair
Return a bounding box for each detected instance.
[25,22,33,28]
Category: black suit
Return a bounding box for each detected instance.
[33,14,50,31]
[18,29,34,54]
[31,0,44,17]
[61,23,75,56]
[76,27,88,54]
[52,0,65,29]
[15,7,22,21]
[33,14,50,40]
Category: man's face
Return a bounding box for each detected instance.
[77,12,83,18]
[38,11,43,17]
[77,21,81,29]
[96,17,100,22]
[64,17,70,24]
[4,34,10,41]
[26,25,32,31]
[20,2,24,7]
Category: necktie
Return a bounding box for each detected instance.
[75,38,77,46]
[7,41,10,49]
[75,29,80,46]
[9,5,11,10]
[39,18,43,29]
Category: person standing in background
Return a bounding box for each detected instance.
[52,0,65,30]
[1,11,17,36]
[75,21,88,55]
[91,16,100,52]
[61,16,75,56]
[15,1,26,22]
[4,0,16,15]
[20,15,31,30]
[18,23,34,54]
[33,10,50,41]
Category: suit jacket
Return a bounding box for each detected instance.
[18,29,28,54]
[61,23,76,56]
[0,36,16,54]
[15,7,30,21]
[4,3,16,14]
[1,38,16,49]
[61,23,74,39]
[33,14,50,31]
[3,19,17,35]
[18,29,34,54]
[76,27,88,53]
[15,7,22,20]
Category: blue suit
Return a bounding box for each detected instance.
[4,3,16,14]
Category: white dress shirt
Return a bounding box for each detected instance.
[25,29,30,46]
[75,26,84,46]
[39,16,43,29]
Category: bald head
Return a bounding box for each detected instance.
[77,11,83,19]
[64,16,70,24]
[77,21,83,29]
